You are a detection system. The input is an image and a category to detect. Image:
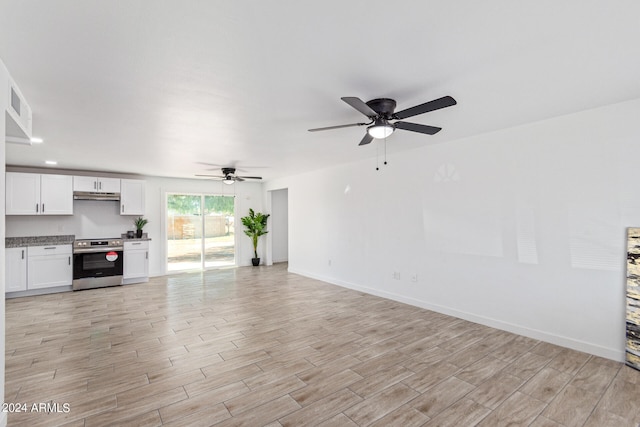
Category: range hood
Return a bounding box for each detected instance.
[73,191,120,201]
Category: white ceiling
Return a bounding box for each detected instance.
[1,1,640,181]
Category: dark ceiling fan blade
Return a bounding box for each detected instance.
[196,162,267,173]
[341,97,378,118]
[394,121,442,135]
[359,133,374,146]
[196,162,229,172]
[308,122,368,132]
[195,174,225,178]
[236,175,262,180]
[393,96,457,120]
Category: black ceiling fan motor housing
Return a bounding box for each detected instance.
[366,98,396,119]
[221,168,236,176]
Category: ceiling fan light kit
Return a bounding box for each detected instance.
[367,118,394,139]
[309,95,457,146]
[196,167,262,184]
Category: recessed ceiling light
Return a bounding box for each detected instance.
[30,137,44,143]
[44,160,57,165]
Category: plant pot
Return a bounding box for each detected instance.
[136,229,143,238]
[252,258,260,266]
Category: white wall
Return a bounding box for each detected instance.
[1,59,10,427]
[5,175,264,278]
[141,176,264,275]
[266,98,640,361]
[270,188,289,263]
[6,200,132,239]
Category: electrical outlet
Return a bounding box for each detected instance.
[393,272,401,280]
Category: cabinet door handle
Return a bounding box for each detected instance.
[132,242,141,245]
[146,251,148,259]
[36,203,39,213]
[68,256,71,265]
[99,181,102,190]
[44,246,56,250]
[122,204,124,213]
[22,250,24,259]
[42,203,45,213]
[94,181,97,190]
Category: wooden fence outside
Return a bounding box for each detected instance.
[168,215,234,239]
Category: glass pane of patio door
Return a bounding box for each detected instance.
[167,194,203,271]
[204,195,235,268]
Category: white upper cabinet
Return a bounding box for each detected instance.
[40,174,74,214]
[99,177,121,193]
[73,176,97,192]
[73,176,120,193]
[5,172,40,214]
[6,172,73,215]
[120,179,145,215]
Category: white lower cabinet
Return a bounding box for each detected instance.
[123,241,149,284]
[5,247,28,292]
[27,245,73,290]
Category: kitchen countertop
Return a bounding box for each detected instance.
[121,233,152,241]
[5,234,151,248]
[6,234,75,248]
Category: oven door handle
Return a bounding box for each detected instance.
[73,247,124,254]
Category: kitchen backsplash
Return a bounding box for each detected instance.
[5,199,136,239]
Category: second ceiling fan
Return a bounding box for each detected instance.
[308,95,457,146]
[196,168,262,184]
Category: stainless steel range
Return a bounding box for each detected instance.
[73,238,123,290]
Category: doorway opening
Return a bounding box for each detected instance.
[268,188,289,264]
[167,193,235,271]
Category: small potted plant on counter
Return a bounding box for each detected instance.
[241,208,270,266]
[134,216,148,238]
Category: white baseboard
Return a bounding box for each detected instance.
[289,267,624,362]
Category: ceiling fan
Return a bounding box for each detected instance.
[196,168,262,185]
[308,95,457,146]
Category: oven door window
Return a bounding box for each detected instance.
[74,251,123,279]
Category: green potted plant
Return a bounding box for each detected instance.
[241,208,270,266]
[134,216,148,238]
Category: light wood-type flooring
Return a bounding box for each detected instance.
[5,263,640,426]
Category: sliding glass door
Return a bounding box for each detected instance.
[203,195,235,268]
[167,193,235,271]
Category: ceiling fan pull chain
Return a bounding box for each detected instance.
[376,140,380,171]
[384,137,388,166]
